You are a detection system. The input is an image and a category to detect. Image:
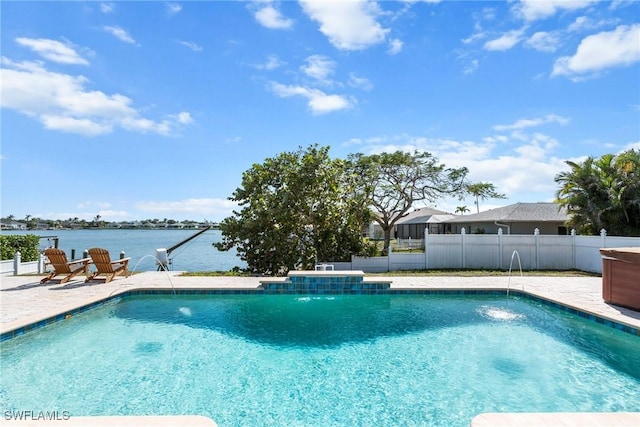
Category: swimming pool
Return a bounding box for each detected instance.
[1,293,639,426]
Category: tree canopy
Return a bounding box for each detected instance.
[555,149,640,236]
[466,182,506,213]
[349,150,469,253]
[215,145,374,275]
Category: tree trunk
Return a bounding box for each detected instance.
[382,226,393,255]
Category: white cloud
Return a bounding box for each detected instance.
[514,0,598,22]
[103,25,137,44]
[269,82,354,114]
[515,133,559,160]
[40,115,113,136]
[100,3,115,14]
[388,39,403,55]
[135,198,237,218]
[525,31,560,52]
[343,132,567,203]
[493,114,570,131]
[167,2,182,15]
[252,3,293,30]
[401,0,441,4]
[300,0,389,50]
[567,16,617,33]
[567,16,590,32]
[483,135,509,144]
[174,112,193,124]
[15,38,89,65]
[254,54,284,70]
[300,55,336,83]
[484,29,525,51]
[463,7,495,45]
[0,58,192,137]
[623,141,640,151]
[552,24,640,78]
[348,73,373,90]
[462,32,486,45]
[463,59,479,75]
[177,40,203,52]
[226,136,242,145]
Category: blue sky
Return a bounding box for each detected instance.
[1,0,639,222]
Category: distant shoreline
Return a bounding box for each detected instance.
[1,224,220,232]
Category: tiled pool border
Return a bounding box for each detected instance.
[1,287,638,342]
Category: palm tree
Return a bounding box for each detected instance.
[466,182,506,213]
[555,150,640,236]
[455,206,470,215]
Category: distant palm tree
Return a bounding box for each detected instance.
[466,182,506,213]
[455,206,470,215]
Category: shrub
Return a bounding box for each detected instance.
[0,234,40,261]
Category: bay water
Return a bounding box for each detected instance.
[2,229,245,272]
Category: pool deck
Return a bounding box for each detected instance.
[1,272,639,427]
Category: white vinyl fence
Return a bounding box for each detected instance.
[333,228,640,274]
[0,252,47,276]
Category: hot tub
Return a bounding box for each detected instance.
[600,247,640,311]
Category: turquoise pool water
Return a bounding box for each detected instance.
[1,294,640,426]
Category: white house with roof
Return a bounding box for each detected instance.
[443,202,570,235]
[394,207,456,238]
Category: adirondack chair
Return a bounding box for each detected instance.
[40,248,92,284]
[85,248,131,283]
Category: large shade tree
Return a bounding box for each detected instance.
[555,149,640,236]
[215,145,374,275]
[349,150,469,254]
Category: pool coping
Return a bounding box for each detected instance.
[471,412,640,426]
[2,286,640,340]
[2,279,639,340]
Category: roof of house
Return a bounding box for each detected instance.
[445,202,568,223]
[396,207,452,225]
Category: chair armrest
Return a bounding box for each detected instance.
[69,257,92,266]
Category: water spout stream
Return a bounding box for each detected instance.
[507,250,523,298]
[106,254,177,297]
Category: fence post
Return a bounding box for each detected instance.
[571,229,577,269]
[600,228,607,248]
[498,228,503,269]
[461,228,466,268]
[424,227,429,270]
[534,228,540,270]
[39,252,45,274]
[387,246,392,272]
[13,251,21,276]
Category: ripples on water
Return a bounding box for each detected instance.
[2,295,640,426]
